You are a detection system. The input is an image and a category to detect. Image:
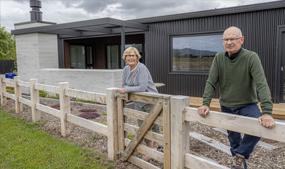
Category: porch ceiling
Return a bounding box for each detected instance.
[12,17,148,38]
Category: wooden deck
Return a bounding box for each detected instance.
[189,97,285,120]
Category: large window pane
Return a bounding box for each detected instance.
[107,45,119,69]
[70,45,86,69]
[172,34,223,72]
[86,46,93,69]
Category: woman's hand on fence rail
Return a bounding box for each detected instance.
[258,114,275,129]
[197,105,210,117]
[117,88,126,94]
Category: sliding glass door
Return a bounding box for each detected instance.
[107,45,120,69]
[70,45,93,69]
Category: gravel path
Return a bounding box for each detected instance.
[2,98,285,169]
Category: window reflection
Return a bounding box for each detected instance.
[70,45,86,69]
[172,34,223,72]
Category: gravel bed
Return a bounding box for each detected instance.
[2,98,285,169]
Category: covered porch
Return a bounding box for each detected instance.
[13,17,148,69]
[12,18,148,92]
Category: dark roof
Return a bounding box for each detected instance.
[130,0,285,23]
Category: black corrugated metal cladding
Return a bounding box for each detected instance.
[144,8,285,102]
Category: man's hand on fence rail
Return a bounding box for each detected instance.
[197,105,210,117]
[258,114,275,129]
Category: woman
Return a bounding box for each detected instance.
[118,46,158,113]
[118,47,159,155]
[118,47,158,94]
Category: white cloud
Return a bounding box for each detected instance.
[0,0,30,31]
[42,1,93,23]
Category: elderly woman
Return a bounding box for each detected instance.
[118,47,160,155]
[118,47,158,94]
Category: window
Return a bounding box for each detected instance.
[86,46,93,69]
[70,45,93,69]
[171,34,223,73]
[107,45,120,69]
[70,45,86,69]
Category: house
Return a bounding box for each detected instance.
[13,0,285,102]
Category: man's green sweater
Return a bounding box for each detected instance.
[202,48,272,114]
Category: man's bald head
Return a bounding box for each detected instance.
[223,26,243,38]
[223,26,244,56]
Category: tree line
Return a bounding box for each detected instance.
[0,26,16,60]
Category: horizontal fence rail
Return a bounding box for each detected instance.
[19,97,32,107]
[184,153,229,169]
[66,88,106,104]
[3,78,14,87]
[35,83,60,94]
[189,96,285,120]
[4,92,15,100]
[36,103,61,118]
[67,114,108,136]
[18,80,30,88]
[184,107,285,142]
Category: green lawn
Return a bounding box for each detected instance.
[0,108,113,169]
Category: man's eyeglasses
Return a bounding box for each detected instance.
[222,37,241,42]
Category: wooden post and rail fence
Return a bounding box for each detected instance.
[0,76,284,169]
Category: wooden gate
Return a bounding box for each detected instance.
[116,92,171,169]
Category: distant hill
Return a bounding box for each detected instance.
[173,48,217,58]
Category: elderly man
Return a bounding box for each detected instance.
[198,26,275,169]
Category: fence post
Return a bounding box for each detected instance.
[163,97,171,169]
[0,76,3,106]
[117,95,126,153]
[106,88,119,160]
[170,96,189,169]
[0,76,7,106]
[59,82,70,137]
[30,79,40,122]
[14,76,22,113]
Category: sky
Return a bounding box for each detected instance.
[0,0,281,32]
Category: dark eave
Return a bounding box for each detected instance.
[72,26,112,34]
[12,17,148,36]
[14,20,56,26]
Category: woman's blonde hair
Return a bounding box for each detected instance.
[122,47,142,60]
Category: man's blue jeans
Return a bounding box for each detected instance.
[221,103,261,159]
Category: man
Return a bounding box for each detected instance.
[197,26,275,169]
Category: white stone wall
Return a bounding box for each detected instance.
[15,22,58,81]
[39,69,122,92]
[38,34,58,69]
[15,33,40,81]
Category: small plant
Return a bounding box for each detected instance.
[127,133,134,140]
[38,90,59,99]
[75,98,97,104]
[6,86,14,94]
[39,90,48,97]
[48,93,59,99]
